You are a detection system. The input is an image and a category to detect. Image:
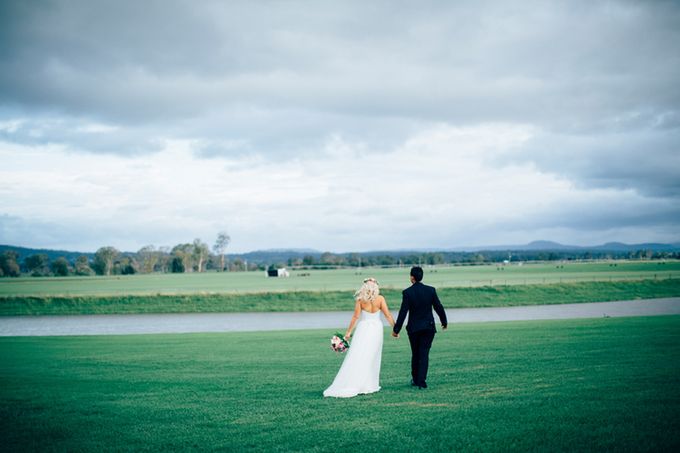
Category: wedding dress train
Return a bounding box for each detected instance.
[323,310,384,398]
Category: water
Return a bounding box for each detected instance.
[0,298,678,337]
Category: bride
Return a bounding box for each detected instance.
[323,278,396,398]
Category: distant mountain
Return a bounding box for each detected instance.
[235,241,680,262]
[236,249,322,264]
[469,241,680,252]
[541,241,680,252]
[451,241,575,252]
[0,244,94,262]
[523,240,581,250]
[2,241,679,266]
[248,248,321,254]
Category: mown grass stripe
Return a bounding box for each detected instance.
[1,316,678,451]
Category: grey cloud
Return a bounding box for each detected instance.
[525,199,680,232]
[184,107,423,159]
[495,127,680,197]
[0,213,110,251]
[439,196,680,249]
[1,0,679,250]
[0,113,163,155]
[0,212,208,253]
[2,0,679,129]
[0,214,67,249]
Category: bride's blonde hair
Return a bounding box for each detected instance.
[355,277,380,302]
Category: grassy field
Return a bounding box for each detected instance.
[1,261,679,297]
[1,279,679,316]
[1,316,678,451]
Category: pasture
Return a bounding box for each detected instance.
[1,316,678,451]
[1,261,679,297]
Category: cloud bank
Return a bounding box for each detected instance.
[1,0,679,252]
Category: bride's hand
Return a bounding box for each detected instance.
[345,333,351,340]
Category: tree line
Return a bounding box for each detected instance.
[0,232,233,277]
[1,237,678,278]
[285,249,680,269]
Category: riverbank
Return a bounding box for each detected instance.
[1,298,678,336]
[1,279,679,316]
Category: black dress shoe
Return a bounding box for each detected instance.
[418,382,427,389]
[410,379,417,386]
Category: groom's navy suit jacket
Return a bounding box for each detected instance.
[393,282,448,335]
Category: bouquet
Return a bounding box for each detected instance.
[330,332,350,353]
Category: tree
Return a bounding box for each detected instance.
[171,243,193,273]
[347,253,361,267]
[378,255,396,266]
[193,238,210,272]
[229,258,245,272]
[138,245,160,274]
[472,253,486,263]
[74,255,94,276]
[25,254,50,276]
[51,257,70,276]
[320,252,337,265]
[93,246,119,276]
[426,253,444,265]
[212,231,231,271]
[170,256,185,273]
[114,257,138,275]
[157,246,171,273]
[0,250,21,277]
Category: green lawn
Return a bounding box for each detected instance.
[2,279,679,316]
[1,316,679,451]
[1,261,679,297]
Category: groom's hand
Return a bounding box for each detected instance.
[442,324,448,331]
[391,331,399,338]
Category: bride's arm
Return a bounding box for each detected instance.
[345,300,362,339]
[380,297,396,328]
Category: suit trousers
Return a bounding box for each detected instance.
[408,329,436,387]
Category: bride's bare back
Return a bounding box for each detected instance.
[359,295,385,313]
[344,295,396,340]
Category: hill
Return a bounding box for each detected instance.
[0,244,94,263]
[2,241,679,267]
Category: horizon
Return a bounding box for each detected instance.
[2,238,679,256]
[1,1,679,252]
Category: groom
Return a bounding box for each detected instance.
[392,266,448,389]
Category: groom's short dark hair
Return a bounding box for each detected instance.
[410,266,424,282]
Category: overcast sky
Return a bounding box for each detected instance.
[1,0,679,253]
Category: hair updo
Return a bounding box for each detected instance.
[355,278,380,302]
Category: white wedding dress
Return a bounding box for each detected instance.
[323,310,384,398]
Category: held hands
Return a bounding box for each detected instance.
[442,324,448,331]
[391,331,399,338]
